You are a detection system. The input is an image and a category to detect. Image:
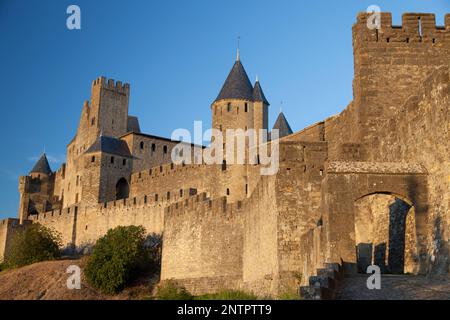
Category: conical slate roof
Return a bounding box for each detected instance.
[272,112,293,138]
[252,80,269,105]
[30,153,52,175]
[215,60,254,102]
[85,135,132,158]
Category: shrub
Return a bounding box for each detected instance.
[155,280,193,300]
[196,290,257,300]
[85,225,152,294]
[4,223,61,269]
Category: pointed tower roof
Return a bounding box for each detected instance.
[272,112,293,138]
[252,79,270,105]
[30,153,52,175]
[215,59,254,103]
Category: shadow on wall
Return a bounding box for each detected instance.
[355,196,413,274]
[428,216,450,276]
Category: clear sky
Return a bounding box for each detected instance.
[0,0,449,219]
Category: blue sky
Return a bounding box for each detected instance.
[0,0,448,219]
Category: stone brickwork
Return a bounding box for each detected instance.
[2,12,450,300]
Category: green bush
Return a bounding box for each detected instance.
[4,223,61,269]
[196,290,257,300]
[155,280,193,300]
[85,225,153,294]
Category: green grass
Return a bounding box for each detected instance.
[155,280,194,300]
[195,290,258,300]
[278,291,302,300]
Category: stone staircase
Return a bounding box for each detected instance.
[299,263,344,300]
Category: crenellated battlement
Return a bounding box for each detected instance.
[165,193,244,218]
[354,12,450,44]
[29,204,79,222]
[91,76,130,95]
[131,161,210,183]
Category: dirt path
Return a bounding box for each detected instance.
[335,274,450,300]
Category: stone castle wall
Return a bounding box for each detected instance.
[374,66,450,274]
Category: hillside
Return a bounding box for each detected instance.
[0,258,157,300]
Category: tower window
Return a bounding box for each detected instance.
[91,156,95,162]
[245,184,248,194]
[155,194,158,202]
[167,191,171,200]
[222,160,227,171]
[91,117,95,126]
[180,189,183,197]
[152,143,156,152]
[140,141,144,150]
[226,188,230,196]
[144,195,147,204]
[245,103,248,112]
[122,159,126,166]
[227,103,231,112]
[163,146,168,154]
[111,156,115,164]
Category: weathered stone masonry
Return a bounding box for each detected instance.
[1,12,450,298]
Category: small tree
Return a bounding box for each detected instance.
[85,225,152,294]
[4,223,62,269]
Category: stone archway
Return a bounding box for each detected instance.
[115,178,129,200]
[321,162,429,274]
[354,194,419,274]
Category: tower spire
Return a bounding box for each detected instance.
[236,36,240,61]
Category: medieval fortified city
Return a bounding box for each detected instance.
[1,1,450,308]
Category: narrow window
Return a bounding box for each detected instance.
[144,195,147,204]
[226,188,230,196]
[91,117,95,126]
[222,160,227,171]
[140,141,144,150]
[76,175,79,186]
[418,17,423,39]
[138,172,141,179]
[122,159,126,166]
[227,103,231,112]
[91,156,95,162]
[111,156,115,164]
[245,184,248,195]
[167,191,170,200]
[155,194,158,202]
[75,193,79,203]
[245,103,248,112]
[180,189,183,197]
[163,146,168,154]
[152,143,156,152]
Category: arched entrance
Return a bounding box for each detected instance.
[354,194,419,274]
[322,161,429,274]
[115,178,129,200]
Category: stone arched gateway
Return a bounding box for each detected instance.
[321,162,429,274]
